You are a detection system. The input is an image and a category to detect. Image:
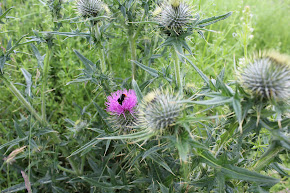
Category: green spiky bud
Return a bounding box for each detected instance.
[76,0,109,18]
[138,89,183,133]
[107,112,136,132]
[155,1,193,35]
[239,51,290,102]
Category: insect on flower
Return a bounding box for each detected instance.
[105,90,138,130]
[117,94,127,105]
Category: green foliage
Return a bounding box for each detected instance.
[0,0,289,192]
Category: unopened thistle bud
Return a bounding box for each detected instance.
[138,89,183,133]
[76,0,110,18]
[154,1,193,35]
[239,51,290,102]
[170,0,180,7]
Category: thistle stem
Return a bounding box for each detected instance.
[100,47,106,73]
[41,48,52,123]
[95,23,107,73]
[57,164,77,175]
[80,155,86,175]
[129,31,137,79]
[181,160,189,183]
[172,49,183,95]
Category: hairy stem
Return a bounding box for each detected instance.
[172,49,183,95]
[129,32,137,79]
[41,48,52,123]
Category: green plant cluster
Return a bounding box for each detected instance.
[0,0,289,192]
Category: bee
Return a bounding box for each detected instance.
[117,94,127,105]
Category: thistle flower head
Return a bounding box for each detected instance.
[76,0,109,18]
[138,89,183,133]
[105,89,138,130]
[239,51,290,102]
[154,0,193,35]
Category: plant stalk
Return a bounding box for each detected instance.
[172,49,183,95]
[41,48,52,123]
[57,164,77,175]
[129,29,137,79]
[80,155,86,175]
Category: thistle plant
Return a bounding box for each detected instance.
[47,0,63,19]
[154,0,193,35]
[105,89,138,130]
[239,51,290,102]
[76,0,110,18]
[138,89,183,134]
[2,0,289,192]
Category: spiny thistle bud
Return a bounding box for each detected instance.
[154,1,193,35]
[138,89,183,133]
[239,51,290,102]
[76,0,110,18]
[105,89,138,130]
[170,0,181,7]
[107,111,136,131]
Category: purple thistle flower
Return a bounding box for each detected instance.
[105,89,137,117]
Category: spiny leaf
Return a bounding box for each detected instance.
[0,55,6,73]
[74,50,97,73]
[197,12,232,28]
[0,136,28,150]
[148,153,175,175]
[181,55,210,85]
[132,79,143,103]
[30,44,45,69]
[98,130,150,140]
[232,91,242,132]
[20,68,32,97]
[159,183,169,193]
[142,146,162,160]
[199,151,279,185]
[184,96,232,106]
[216,171,225,193]
[93,102,110,126]
[69,135,105,157]
[216,75,234,96]
[270,163,290,177]
[0,7,13,22]
[132,60,159,77]
[42,31,90,37]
